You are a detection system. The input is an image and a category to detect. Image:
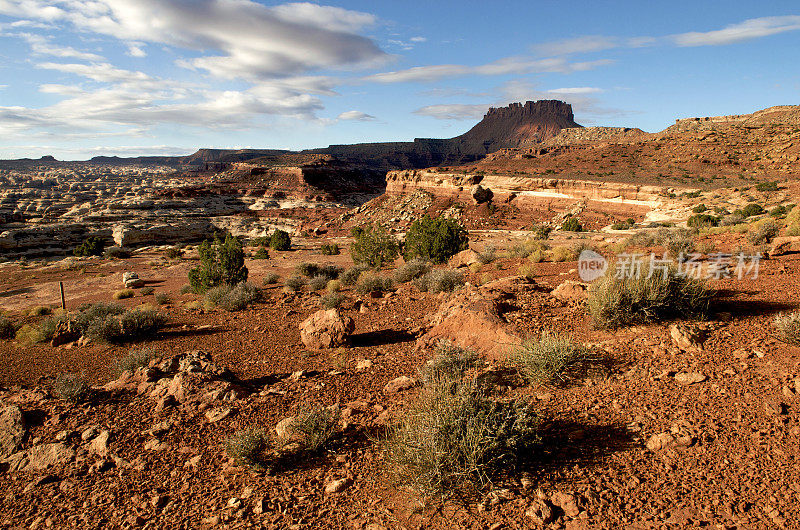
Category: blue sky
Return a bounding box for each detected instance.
[0,1,798,159]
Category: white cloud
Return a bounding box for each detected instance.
[36,62,150,84]
[672,15,800,46]
[547,87,603,94]
[410,36,426,43]
[365,57,612,83]
[533,35,618,56]
[413,104,490,120]
[19,32,104,61]
[337,110,376,121]
[126,42,146,57]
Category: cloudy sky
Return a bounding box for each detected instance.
[0,0,798,159]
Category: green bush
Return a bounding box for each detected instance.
[104,246,130,259]
[73,303,125,333]
[511,334,593,385]
[393,258,431,284]
[262,272,280,285]
[308,275,329,291]
[560,216,582,232]
[692,204,708,214]
[403,216,468,264]
[350,225,399,268]
[226,428,268,470]
[283,407,341,452]
[141,287,154,296]
[414,269,464,293]
[284,275,306,292]
[296,263,342,280]
[268,230,292,251]
[74,236,105,257]
[587,261,711,329]
[53,373,90,402]
[770,205,788,218]
[188,235,248,293]
[355,273,393,295]
[385,375,539,499]
[687,214,719,228]
[320,243,340,255]
[87,309,166,343]
[531,224,552,240]
[755,181,779,192]
[775,312,800,345]
[738,203,765,218]
[113,289,135,300]
[164,247,184,260]
[154,293,170,305]
[420,342,481,384]
[253,247,270,260]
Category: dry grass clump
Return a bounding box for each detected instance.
[113,289,135,300]
[549,245,578,262]
[262,272,280,285]
[414,268,464,293]
[786,205,800,236]
[53,373,90,402]
[306,275,328,291]
[204,282,260,311]
[385,374,539,499]
[587,260,711,329]
[283,407,341,452]
[393,258,431,284]
[419,342,482,384]
[320,292,345,309]
[154,293,170,305]
[326,279,341,292]
[511,334,593,386]
[283,275,306,292]
[341,265,370,286]
[747,219,780,246]
[355,272,393,295]
[509,238,549,259]
[774,312,800,345]
[226,428,269,470]
[116,347,160,374]
[476,246,497,264]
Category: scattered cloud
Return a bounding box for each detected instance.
[410,36,426,43]
[413,104,489,120]
[547,87,603,95]
[365,57,612,83]
[126,42,146,58]
[533,35,619,56]
[672,15,800,46]
[19,32,104,61]
[337,110,377,121]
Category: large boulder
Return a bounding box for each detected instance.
[416,277,524,359]
[122,272,145,288]
[299,309,355,349]
[768,236,800,257]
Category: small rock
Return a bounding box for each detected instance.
[525,499,555,525]
[551,491,580,517]
[324,477,353,494]
[383,376,416,395]
[356,359,373,371]
[89,430,110,457]
[674,372,707,385]
[205,407,233,423]
[0,405,25,458]
[646,432,675,451]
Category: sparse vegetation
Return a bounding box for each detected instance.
[262,272,280,285]
[113,289,135,300]
[116,347,159,374]
[74,236,105,257]
[284,407,341,452]
[774,311,800,345]
[53,373,90,402]
[104,246,130,259]
[320,292,345,309]
[385,373,539,499]
[420,342,481,384]
[350,225,399,268]
[747,219,780,245]
[204,282,260,311]
[154,293,170,305]
[141,287,155,296]
[0,316,15,339]
[549,245,578,262]
[787,205,800,236]
[253,247,270,259]
[403,216,469,263]
[414,268,464,293]
[476,246,497,264]
[663,229,696,258]
[188,234,248,293]
[560,216,582,232]
[164,247,184,260]
[308,275,329,291]
[531,224,552,240]
[512,334,593,385]
[755,181,779,192]
[320,243,340,255]
[341,265,370,286]
[509,238,548,259]
[393,258,431,283]
[587,260,711,329]
[296,263,342,280]
[326,279,341,292]
[737,203,765,218]
[226,428,268,470]
[687,213,719,228]
[355,272,393,295]
[86,308,166,343]
[284,275,306,292]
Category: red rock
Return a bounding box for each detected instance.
[299,309,354,349]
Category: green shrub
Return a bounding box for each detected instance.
[560,216,582,232]
[87,309,166,343]
[262,272,280,285]
[141,287,155,296]
[0,316,15,339]
[755,181,779,192]
[414,269,464,293]
[775,311,800,345]
[268,230,292,251]
[282,407,341,452]
[74,237,105,257]
[350,225,399,268]
[747,219,780,246]
[320,243,340,255]
[687,214,719,228]
[326,279,341,292]
[738,203,764,218]
[320,292,345,309]
[420,342,481,384]
[531,224,552,240]
[296,263,342,280]
[188,235,248,293]
[73,303,125,333]
[403,216,468,264]
[104,246,130,259]
[226,428,268,470]
[770,205,788,218]
[164,247,183,260]
[385,375,539,499]
[113,289,135,300]
[53,373,90,402]
[587,261,711,329]
[393,258,431,283]
[253,247,270,260]
[511,334,593,385]
[116,347,159,374]
[355,273,393,295]
[692,204,708,213]
[284,275,306,292]
[341,265,369,286]
[37,313,71,342]
[204,282,259,311]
